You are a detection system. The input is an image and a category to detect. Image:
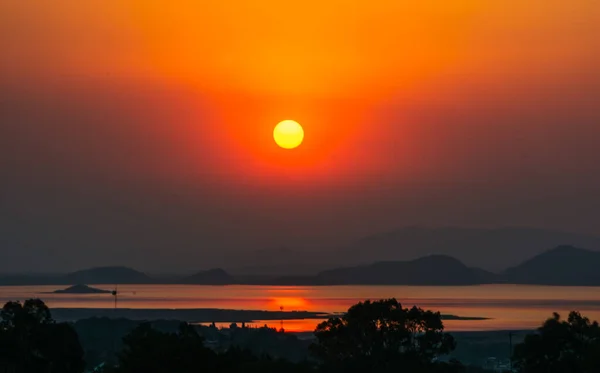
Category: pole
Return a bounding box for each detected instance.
[509,332,513,372]
[112,285,118,311]
[111,285,118,367]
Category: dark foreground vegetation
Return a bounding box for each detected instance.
[2,298,600,373]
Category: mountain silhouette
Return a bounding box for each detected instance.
[332,227,600,272]
[227,227,600,274]
[316,255,492,285]
[503,245,600,285]
[51,284,112,294]
[5,246,600,286]
[66,266,152,284]
[180,268,234,285]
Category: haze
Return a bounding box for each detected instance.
[1,0,599,273]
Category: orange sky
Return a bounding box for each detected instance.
[1,0,600,271]
[3,1,597,91]
[2,1,598,186]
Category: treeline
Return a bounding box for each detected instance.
[1,298,600,373]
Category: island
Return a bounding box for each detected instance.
[49,307,489,324]
[51,284,112,294]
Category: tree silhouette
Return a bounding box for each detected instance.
[15,297,600,373]
[116,322,215,373]
[0,299,52,329]
[114,323,314,373]
[0,299,84,373]
[513,311,600,373]
[311,298,458,372]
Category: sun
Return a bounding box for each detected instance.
[273,120,304,149]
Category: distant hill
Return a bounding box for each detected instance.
[332,227,600,272]
[180,268,234,285]
[66,266,152,284]
[225,227,600,275]
[51,284,112,294]
[503,245,600,285]
[6,245,600,286]
[316,255,493,285]
[229,263,331,277]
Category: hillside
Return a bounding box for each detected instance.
[333,227,600,272]
[503,245,600,285]
[5,246,600,286]
[180,268,234,285]
[227,227,600,275]
[52,284,112,294]
[316,255,492,285]
[66,266,152,284]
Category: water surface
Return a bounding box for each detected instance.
[2,284,600,332]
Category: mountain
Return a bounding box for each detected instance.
[224,227,600,275]
[4,245,600,286]
[330,227,600,272]
[228,263,331,276]
[226,246,332,276]
[503,246,600,285]
[66,266,152,284]
[52,284,112,294]
[316,255,493,285]
[180,268,234,285]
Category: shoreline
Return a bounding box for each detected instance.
[3,281,600,287]
[52,307,329,323]
[50,307,489,323]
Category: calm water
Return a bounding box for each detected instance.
[2,284,600,332]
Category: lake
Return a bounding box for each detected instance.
[2,284,600,332]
